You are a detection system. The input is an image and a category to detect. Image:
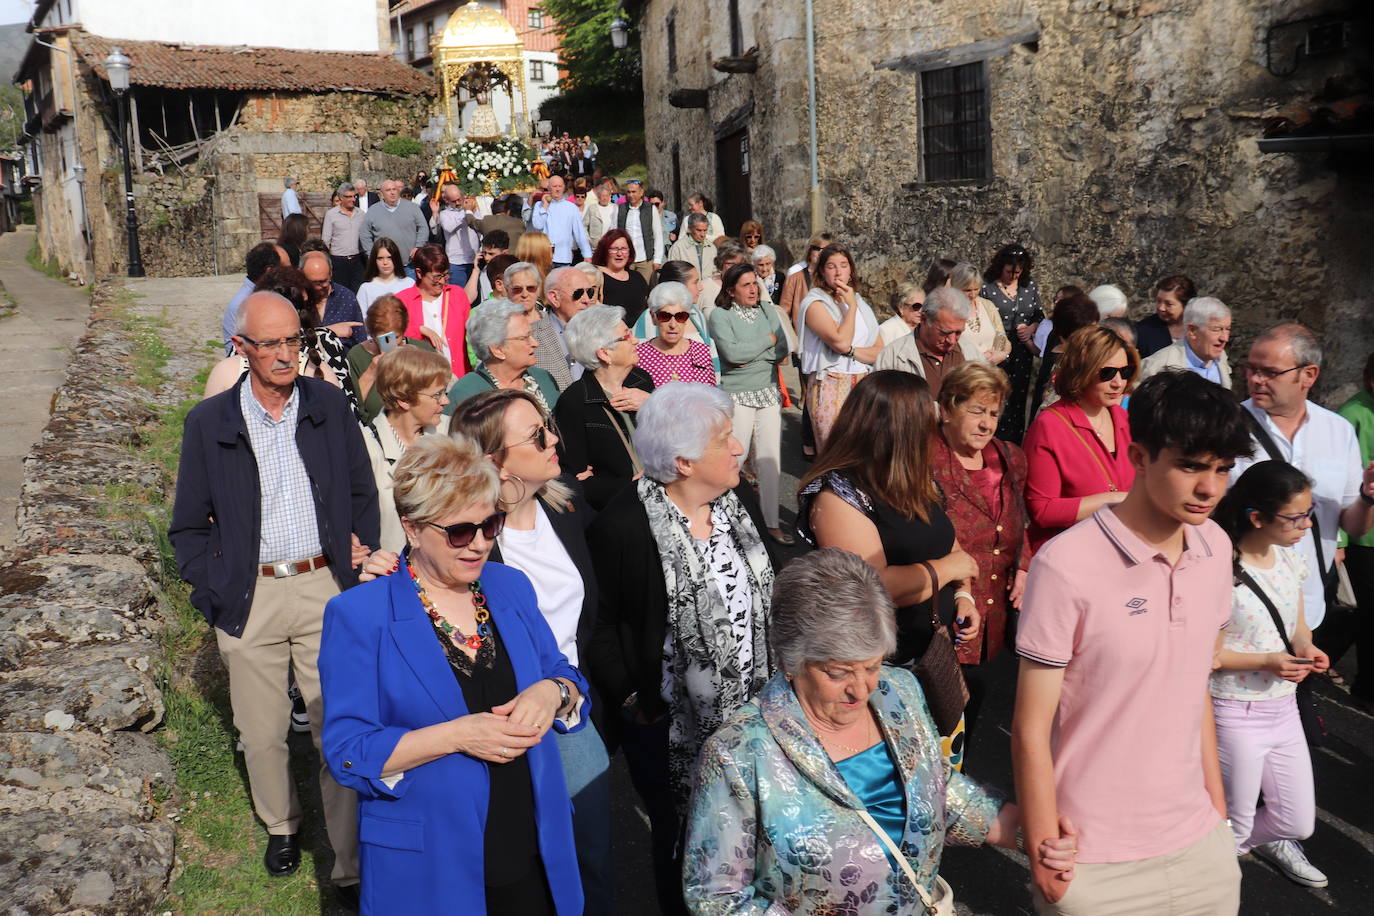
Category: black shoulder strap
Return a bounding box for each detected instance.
[1234,561,1295,655]
[1242,407,1285,463]
[1240,408,1334,590]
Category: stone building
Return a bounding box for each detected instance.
[635,0,1373,399]
[15,0,432,280]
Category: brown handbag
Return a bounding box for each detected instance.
[910,560,970,736]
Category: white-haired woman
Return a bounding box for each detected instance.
[634,281,718,387]
[552,304,655,510]
[585,382,777,916]
[877,280,925,348]
[951,262,1010,365]
[447,298,561,413]
[683,549,1077,916]
[751,243,781,305]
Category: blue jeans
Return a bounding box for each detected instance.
[556,721,614,914]
[449,263,474,288]
[404,266,417,281]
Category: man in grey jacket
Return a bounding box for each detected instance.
[359,178,428,277]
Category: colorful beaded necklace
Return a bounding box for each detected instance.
[406,560,491,650]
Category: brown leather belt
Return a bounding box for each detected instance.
[259,554,329,578]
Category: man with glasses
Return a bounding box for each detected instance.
[1231,322,1374,645]
[1138,297,1233,388]
[875,286,969,396]
[171,292,378,906]
[322,182,366,292]
[542,266,596,388]
[301,251,367,350]
[616,178,664,283]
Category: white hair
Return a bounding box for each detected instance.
[685,212,709,230]
[1183,296,1230,329]
[922,285,970,320]
[565,304,625,369]
[504,260,541,291]
[573,262,600,281]
[284,176,296,189]
[749,244,776,264]
[545,265,578,294]
[1088,284,1128,319]
[770,548,897,675]
[633,382,735,483]
[648,281,693,312]
[465,298,525,363]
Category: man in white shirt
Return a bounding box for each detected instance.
[352,178,378,213]
[531,175,593,267]
[616,178,663,283]
[281,177,302,219]
[1230,322,1374,633]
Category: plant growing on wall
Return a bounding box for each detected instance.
[432,137,537,195]
[382,135,425,158]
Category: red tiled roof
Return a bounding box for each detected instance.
[72,32,434,95]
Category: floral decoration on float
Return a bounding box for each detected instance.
[432,137,538,196]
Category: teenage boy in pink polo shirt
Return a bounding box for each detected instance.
[1013,371,1255,915]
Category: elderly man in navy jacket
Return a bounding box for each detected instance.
[171,291,379,899]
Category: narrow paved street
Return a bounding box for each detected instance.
[0,227,91,547]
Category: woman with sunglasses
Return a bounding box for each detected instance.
[738,219,765,257]
[636,281,717,387]
[592,229,650,328]
[319,434,588,915]
[363,346,454,553]
[554,304,656,510]
[1022,324,1140,554]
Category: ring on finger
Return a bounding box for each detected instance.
[499,747,509,757]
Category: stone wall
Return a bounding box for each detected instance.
[0,286,177,911]
[640,0,1373,402]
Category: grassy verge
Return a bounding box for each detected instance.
[26,236,67,281]
[102,293,337,914]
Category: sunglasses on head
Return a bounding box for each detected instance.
[656,310,691,324]
[1098,365,1137,382]
[426,511,507,549]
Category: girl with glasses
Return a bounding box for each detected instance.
[1023,324,1141,554]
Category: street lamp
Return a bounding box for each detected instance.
[609,16,629,50]
[104,47,144,278]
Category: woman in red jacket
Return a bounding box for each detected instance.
[1022,324,1139,554]
[397,243,472,378]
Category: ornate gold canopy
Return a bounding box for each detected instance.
[434,1,530,138]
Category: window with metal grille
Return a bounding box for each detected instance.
[530,60,545,82]
[528,8,544,29]
[919,62,990,183]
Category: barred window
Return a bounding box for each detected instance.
[528,8,545,29]
[530,60,545,82]
[920,62,990,183]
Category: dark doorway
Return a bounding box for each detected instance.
[714,130,751,237]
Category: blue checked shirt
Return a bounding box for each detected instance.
[239,382,322,563]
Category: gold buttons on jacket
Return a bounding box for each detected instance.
[344,761,353,769]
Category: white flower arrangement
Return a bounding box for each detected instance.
[432,137,536,194]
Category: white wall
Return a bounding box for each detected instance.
[75,0,382,52]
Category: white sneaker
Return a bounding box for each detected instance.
[1253,840,1328,888]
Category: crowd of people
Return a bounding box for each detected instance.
[185,175,1374,915]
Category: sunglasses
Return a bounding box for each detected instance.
[1097,365,1137,382]
[426,511,507,549]
[504,422,557,452]
[508,284,540,295]
[656,310,691,324]
[570,287,592,300]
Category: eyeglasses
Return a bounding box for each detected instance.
[570,287,592,300]
[607,246,631,254]
[504,422,557,452]
[427,511,507,549]
[743,234,761,241]
[1242,363,1307,382]
[1270,507,1316,529]
[1097,365,1137,382]
[605,330,633,346]
[508,284,540,295]
[505,332,534,344]
[808,245,824,253]
[419,388,449,403]
[656,310,691,324]
[240,333,305,352]
[341,193,357,199]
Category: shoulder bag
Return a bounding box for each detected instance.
[1233,562,1327,747]
[854,806,953,915]
[910,560,970,736]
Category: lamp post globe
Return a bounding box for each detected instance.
[104,46,144,277]
[609,17,629,50]
[104,47,131,94]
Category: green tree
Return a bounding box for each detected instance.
[0,84,25,153]
[539,0,640,91]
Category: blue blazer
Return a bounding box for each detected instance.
[320,559,589,915]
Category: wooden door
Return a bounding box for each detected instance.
[714,130,752,237]
[258,192,332,240]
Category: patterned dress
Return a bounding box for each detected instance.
[981,277,1044,443]
[635,339,717,387]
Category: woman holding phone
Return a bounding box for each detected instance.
[347,295,442,425]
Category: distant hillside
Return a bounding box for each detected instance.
[0,23,30,85]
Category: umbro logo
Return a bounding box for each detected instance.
[1126,598,1149,616]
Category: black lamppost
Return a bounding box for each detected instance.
[104,47,144,278]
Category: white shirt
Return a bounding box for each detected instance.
[420,295,447,357]
[796,289,879,376]
[356,275,415,310]
[1211,547,1307,701]
[1231,398,1363,628]
[1034,318,1053,355]
[498,504,585,666]
[281,188,301,218]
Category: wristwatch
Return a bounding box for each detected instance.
[548,677,572,715]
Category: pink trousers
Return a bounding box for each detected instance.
[1212,693,1315,855]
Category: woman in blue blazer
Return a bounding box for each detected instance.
[320,434,589,915]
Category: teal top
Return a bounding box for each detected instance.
[835,741,907,866]
[443,363,561,415]
[1337,389,1374,548]
[709,303,789,394]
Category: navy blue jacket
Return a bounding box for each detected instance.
[170,375,379,637]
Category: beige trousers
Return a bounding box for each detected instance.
[631,260,656,284]
[215,565,358,883]
[1031,819,1240,916]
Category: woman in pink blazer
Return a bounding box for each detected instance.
[396,243,472,378]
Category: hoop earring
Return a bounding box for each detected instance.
[499,473,528,509]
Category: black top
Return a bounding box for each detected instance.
[553,367,656,510]
[799,471,957,664]
[600,270,650,327]
[430,615,539,887]
[1134,314,1174,358]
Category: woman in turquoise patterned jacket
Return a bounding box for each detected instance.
[683,549,1076,914]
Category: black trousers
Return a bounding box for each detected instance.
[1343,545,1374,700]
[331,254,364,294]
[620,714,688,916]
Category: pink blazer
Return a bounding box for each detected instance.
[396,284,472,378]
[1023,402,1135,554]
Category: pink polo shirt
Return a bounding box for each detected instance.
[1016,507,1230,863]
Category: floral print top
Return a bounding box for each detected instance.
[683,668,1003,914]
[1211,547,1309,701]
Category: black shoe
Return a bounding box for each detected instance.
[336,882,360,910]
[264,833,300,877]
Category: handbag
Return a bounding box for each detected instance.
[1233,563,1327,747]
[854,806,954,915]
[910,560,970,736]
